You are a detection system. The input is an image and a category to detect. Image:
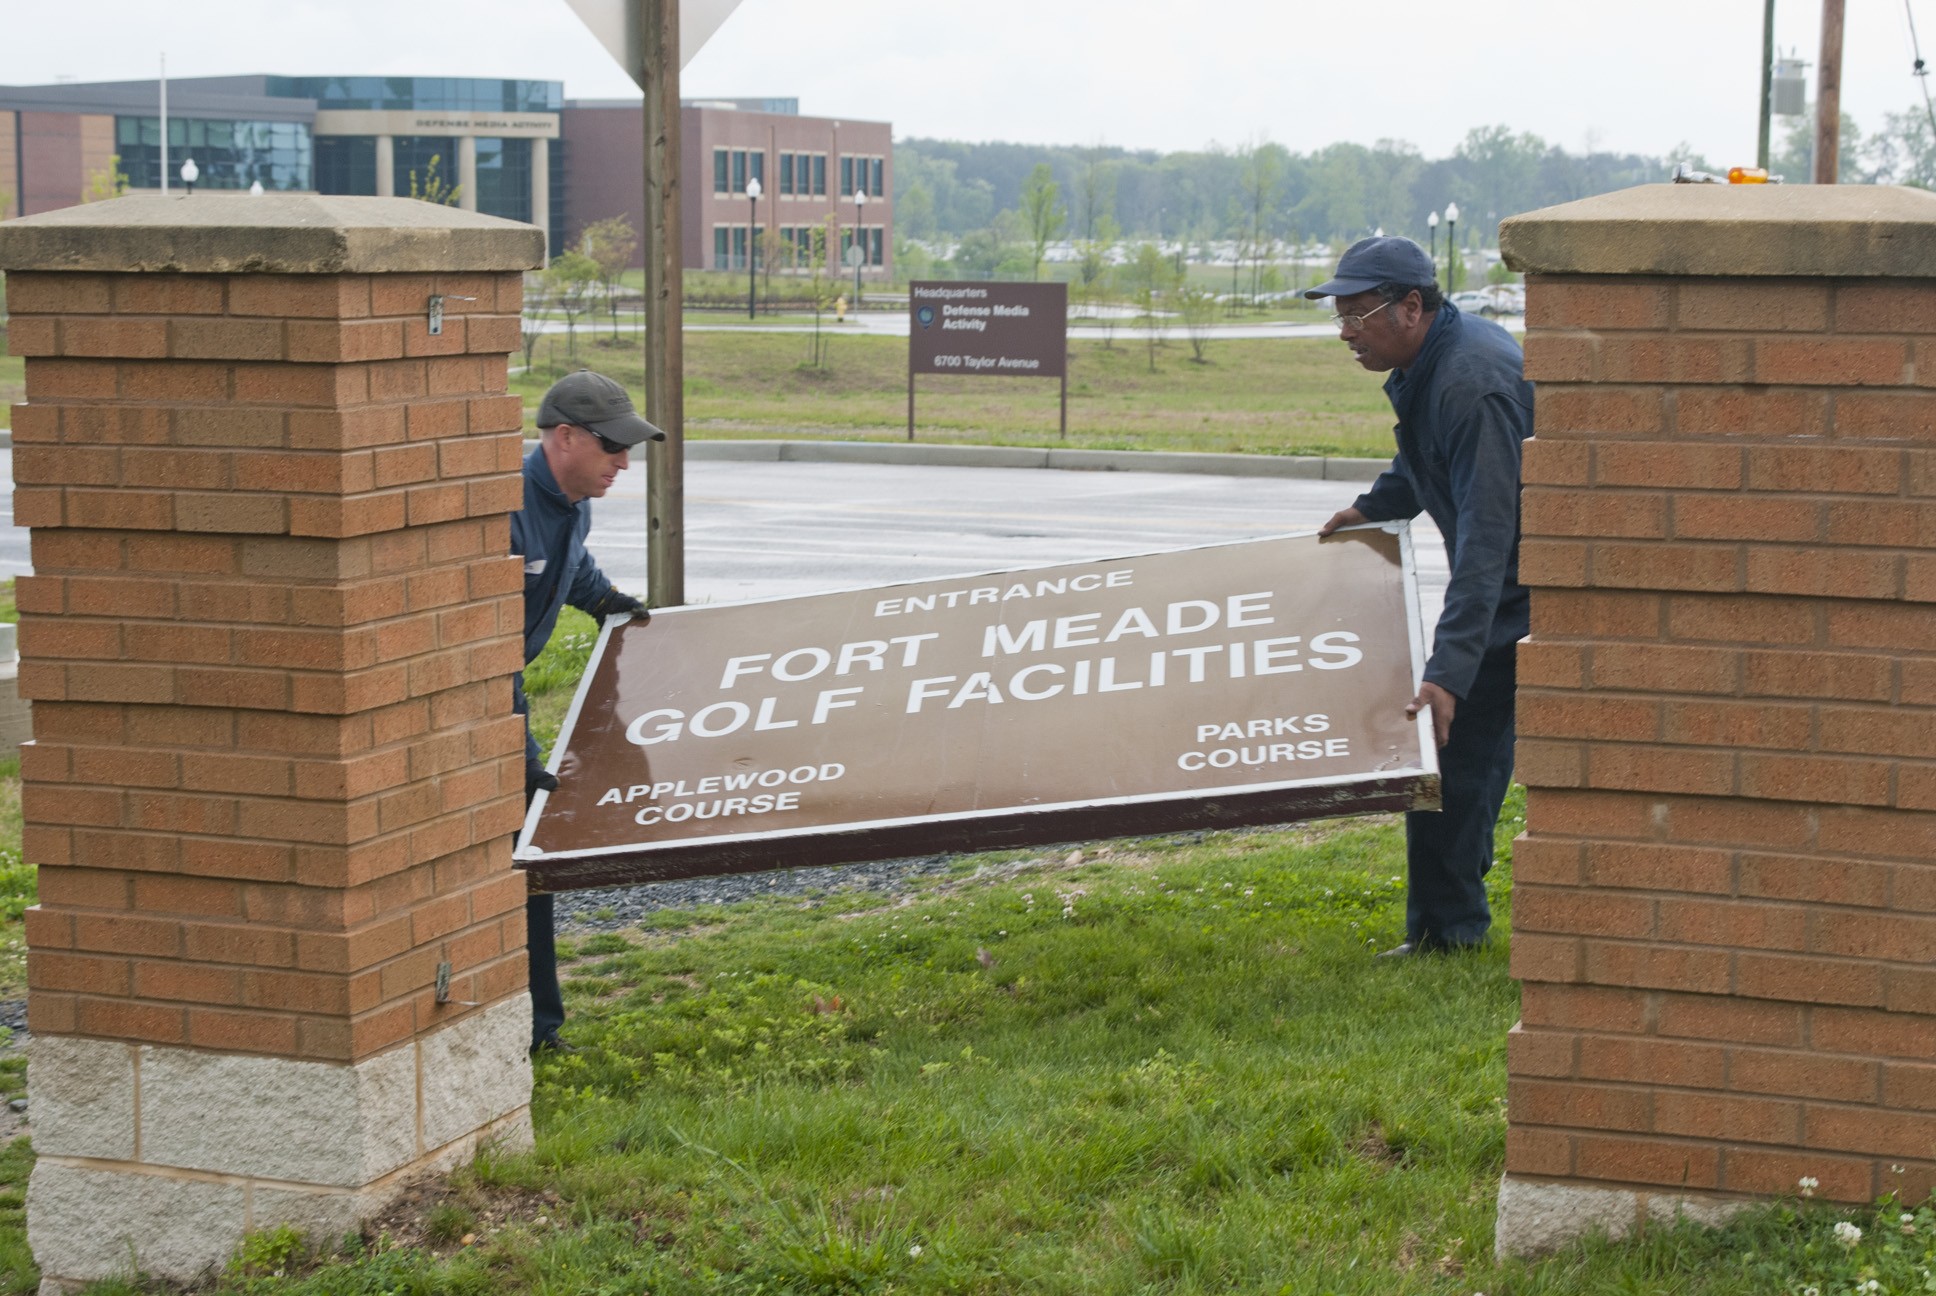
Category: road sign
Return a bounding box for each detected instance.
[563,0,744,77]
[517,525,1438,892]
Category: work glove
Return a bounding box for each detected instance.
[526,760,560,808]
[592,589,648,623]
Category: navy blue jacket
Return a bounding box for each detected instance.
[1352,303,1535,700]
[511,444,618,766]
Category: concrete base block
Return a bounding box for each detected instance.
[1494,1174,1752,1259]
[28,996,533,1292]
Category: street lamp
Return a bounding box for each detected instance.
[1444,202,1460,291]
[853,188,868,305]
[1427,210,1440,283]
[745,175,762,320]
[179,156,198,195]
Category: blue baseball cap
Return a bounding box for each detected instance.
[1304,236,1437,300]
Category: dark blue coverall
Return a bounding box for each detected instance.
[511,444,621,1047]
[1351,302,1535,948]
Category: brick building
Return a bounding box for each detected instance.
[0,79,890,274]
[562,96,891,277]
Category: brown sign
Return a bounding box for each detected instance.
[908,280,1067,379]
[517,527,1438,892]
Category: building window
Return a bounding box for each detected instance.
[778,151,823,198]
[870,157,885,197]
[839,156,854,198]
[393,136,459,200]
[266,76,561,113]
[714,148,766,197]
[116,116,312,191]
[475,137,532,224]
[714,226,730,269]
[314,136,377,195]
[869,226,884,266]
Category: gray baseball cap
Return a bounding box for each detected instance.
[536,370,667,445]
[1304,236,1437,300]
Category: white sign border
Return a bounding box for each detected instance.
[516,522,1438,864]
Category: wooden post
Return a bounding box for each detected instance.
[1814,0,1845,184]
[639,0,684,607]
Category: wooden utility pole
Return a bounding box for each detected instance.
[1815,0,1845,184]
[638,0,685,606]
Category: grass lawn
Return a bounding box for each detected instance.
[0,350,19,431]
[517,331,1397,458]
[0,612,1912,1293]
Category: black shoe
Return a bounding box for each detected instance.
[530,1034,577,1055]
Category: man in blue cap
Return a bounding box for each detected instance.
[515,369,665,1050]
[1309,236,1534,956]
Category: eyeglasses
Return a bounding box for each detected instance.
[1329,299,1392,331]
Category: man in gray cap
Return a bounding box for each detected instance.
[1310,236,1534,957]
[515,369,665,1051]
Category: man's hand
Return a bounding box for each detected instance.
[1318,506,1368,539]
[593,590,648,623]
[525,762,560,808]
[1407,681,1457,748]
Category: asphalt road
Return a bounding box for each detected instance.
[0,451,1448,628]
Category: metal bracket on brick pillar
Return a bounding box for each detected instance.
[0,194,545,1293]
[1494,183,1936,1259]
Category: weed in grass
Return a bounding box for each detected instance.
[422,1203,478,1247]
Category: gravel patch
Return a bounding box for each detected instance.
[551,853,965,932]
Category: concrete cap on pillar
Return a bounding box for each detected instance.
[0,192,545,274]
[1500,183,1936,278]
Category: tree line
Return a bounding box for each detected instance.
[895,107,1936,255]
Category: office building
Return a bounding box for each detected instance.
[0,77,891,274]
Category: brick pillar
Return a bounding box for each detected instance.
[1496,185,1936,1255]
[0,194,541,1291]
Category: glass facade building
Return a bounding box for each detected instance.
[265,77,561,114]
[115,116,311,191]
[314,136,377,196]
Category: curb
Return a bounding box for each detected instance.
[0,428,1383,482]
[683,440,1386,481]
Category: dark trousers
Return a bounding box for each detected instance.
[1404,646,1517,948]
[527,893,565,1045]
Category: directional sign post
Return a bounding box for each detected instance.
[907,280,1068,440]
[518,525,1438,892]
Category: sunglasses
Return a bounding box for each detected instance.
[579,429,631,455]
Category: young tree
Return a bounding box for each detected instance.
[1237,141,1285,308]
[1019,162,1065,282]
[803,216,838,369]
[758,227,789,307]
[409,154,461,207]
[543,251,600,361]
[579,215,638,342]
[82,155,129,204]
[520,271,552,374]
[1126,241,1175,373]
[1075,147,1116,241]
[1176,283,1218,364]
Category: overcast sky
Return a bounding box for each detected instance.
[3,0,1933,166]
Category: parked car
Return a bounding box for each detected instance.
[1449,285,1524,317]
